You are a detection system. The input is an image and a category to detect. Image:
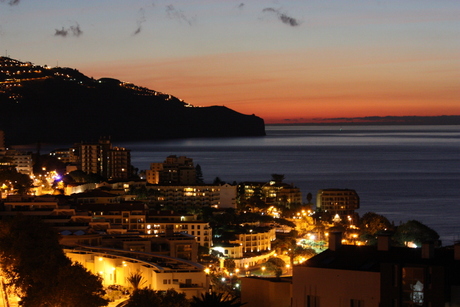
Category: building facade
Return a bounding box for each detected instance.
[146,183,237,209]
[73,138,132,180]
[292,233,460,307]
[65,246,208,299]
[146,221,212,248]
[316,188,360,216]
[229,227,276,253]
[240,181,302,208]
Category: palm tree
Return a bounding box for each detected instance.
[190,292,246,307]
[126,271,146,291]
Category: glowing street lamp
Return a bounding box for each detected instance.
[261,266,266,276]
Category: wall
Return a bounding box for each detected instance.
[241,277,291,307]
[292,266,380,307]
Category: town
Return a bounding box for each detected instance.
[0,132,458,307]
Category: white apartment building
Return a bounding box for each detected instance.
[229,227,277,253]
[65,246,208,299]
[0,148,33,175]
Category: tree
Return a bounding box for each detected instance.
[27,262,108,307]
[393,220,440,247]
[213,177,226,185]
[270,174,285,184]
[190,292,246,307]
[224,259,236,273]
[263,257,286,279]
[306,192,313,204]
[0,216,108,307]
[359,212,393,236]
[125,288,189,307]
[195,164,204,184]
[126,271,146,291]
[292,246,316,264]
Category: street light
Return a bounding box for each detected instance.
[261,266,266,276]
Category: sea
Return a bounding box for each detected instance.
[119,125,460,245]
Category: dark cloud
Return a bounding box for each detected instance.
[70,24,82,36]
[165,4,194,25]
[133,8,146,35]
[54,23,83,37]
[262,7,300,27]
[54,27,68,37]
[0,0,20,5]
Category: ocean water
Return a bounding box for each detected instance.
[121,125,460,245]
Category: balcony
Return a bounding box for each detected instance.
[179,283,200,289]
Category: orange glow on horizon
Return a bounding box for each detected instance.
[80,51,460,124]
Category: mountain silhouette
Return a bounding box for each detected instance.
[0,57,265,145]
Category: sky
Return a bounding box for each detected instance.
[1,0,459,123]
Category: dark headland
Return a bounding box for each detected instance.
[0,57,265,145]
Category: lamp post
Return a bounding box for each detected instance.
[261,266,266,276]
[286,264,291,275]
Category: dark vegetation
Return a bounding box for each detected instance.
[0,216,108,307]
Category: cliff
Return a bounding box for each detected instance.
[0,57,265,144]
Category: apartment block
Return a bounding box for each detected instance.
[229,227,276,253]
[316,188,360,216]
[73,137,132,180]
[146,183,237,209]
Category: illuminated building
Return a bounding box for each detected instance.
[146,155,196,185]
[292,232,460,306]
[49,147,78,164]
[146,162,163,184]
[76,202,147,233]
[229,227,276,254]
[0,148,33,176]
[73,137,132,180]
[64,246,209,299]
[316,188,359,216]
[240,181,302,207]
[145,213,212,248]
[145,183,237,209]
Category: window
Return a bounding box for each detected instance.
[350,299,363,307]
[306,295,319,307]
[402,267,425,306]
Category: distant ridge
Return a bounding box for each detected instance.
[0,57,265,145]
[278,115,460,125]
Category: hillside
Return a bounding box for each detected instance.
[0,57,265,145]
